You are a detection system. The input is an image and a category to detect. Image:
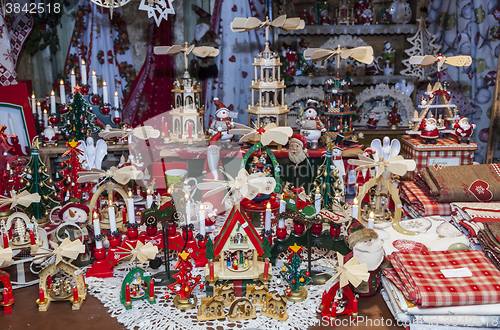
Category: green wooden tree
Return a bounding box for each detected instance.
[60,91,99,141]
[205,238,214,260]
[262,237,271,259]
[311,142,346,210]
[19,138,60,220]
[280,244,311,293]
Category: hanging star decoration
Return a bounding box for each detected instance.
[138,0,175,27]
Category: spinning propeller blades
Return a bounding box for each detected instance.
[304,46,374,64]
[229,122,293,146]
[409,54,472,69]
[230,15,304,33]
[154,43,219,58]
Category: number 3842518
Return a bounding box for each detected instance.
[4,2,61,14]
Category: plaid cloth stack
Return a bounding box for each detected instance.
[478,222,500,270]
[400,181,451,217]
[383,250,500,308]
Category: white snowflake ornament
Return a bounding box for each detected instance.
[138,0,175,26]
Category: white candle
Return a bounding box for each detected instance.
[199,203,206,236]
[146,188,153,209]
[37,102,42,119]
[31,94,36,114]
[103,81,108,103]
[81,59,87,85]
[8,113,16,136]
[92,70,97,94]
[265,202,271,231]
[50,90,56,114]
[59,80,66,104]
[185,193,191,225]
[279,194,286,213]
[114,91,119,108]
[43,109,48,127]
[315,187,322,213]
[70,69,76,92]
[93,212,103,249]
[127,191,135,224]
[352,197,358,220]
[368,210,374,229]
[108,200,117,232]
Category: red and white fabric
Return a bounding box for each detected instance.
[0,1,33,86]
[384,250,500,308]
[400,181,451,217]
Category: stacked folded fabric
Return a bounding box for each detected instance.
[477,222,500,270]
[416,164,500,203]
[450,203,500,245]
[383,250,500,308]
[400,181,451,217]
[381,276,500,329]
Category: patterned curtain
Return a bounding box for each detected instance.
[427,0,500,162]
[203,0,267,125]
[122,19,173,127]
[0,1,33,86]
[63,0,136,104]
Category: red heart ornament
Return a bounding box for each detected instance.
[229,55,236,62]
[393,239,428,252]
[468,180,493,201]
[227,104,234,111]
[231,5,237,12]
[242,71,248,78]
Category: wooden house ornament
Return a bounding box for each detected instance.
[228,297,257,322]
[213,283,235,307]
[197,295,226,321]
[261,293,289,321]
[245,284,269,307]
[207,206,273,281]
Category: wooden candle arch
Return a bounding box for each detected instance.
[87,182,130,228]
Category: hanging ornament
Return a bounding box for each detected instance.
[90,0,132,19]
[138,0,175,26]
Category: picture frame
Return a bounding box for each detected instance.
[0,83,38,154]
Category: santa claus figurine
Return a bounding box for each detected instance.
[208,98,234,143]
[346,228,386,297]
[288,134,308,166]
[298,100,325,150]
[453,117,475,144]
[201,201,218,233]
[418,116,439,144]
[366,112,380,128]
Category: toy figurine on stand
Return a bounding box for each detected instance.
[298,100,325,150]
[387,106,402,129]
[0,247,14,314]
[118,241,158,309]
[280,243,312,302]
[167,251,201,310]
[418,116,439,144]
[355,0,374,25]
[346,229,385,297]
[318,252,369,322]
[366,112,380,129]
[453,117,475,144]
[208,99,235,144]
[32,239,86,311]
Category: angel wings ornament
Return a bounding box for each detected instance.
[77,137,107,170]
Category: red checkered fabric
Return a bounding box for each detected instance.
[383,250,500,308]
[400,181,451,216]
[400,136,476,181]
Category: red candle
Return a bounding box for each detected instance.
[73,286,79,302]
[3,233,8,248]
[125,284,131,303]
[149,279,154,299]
[47,275,52,288]
[188,124,192,138]
[332,300,337,318]
[209,259,214,281]
[39,288,45,302]
[122,208,126,223]
[29,230,36,245]
[164,122,168,138]
[352,295,358,314]
[3,288,10,303]
[263,258,269,279]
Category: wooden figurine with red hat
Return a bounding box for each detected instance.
[0,247,14,315]
[298,99,326,150]
[288,134,308,167]
[418,115,439,144]
[208,98,235,143]
[453,117,475,144]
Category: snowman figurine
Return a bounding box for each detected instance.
[53,202,95,266]
[208,98,234,144]
[298,100,325,150]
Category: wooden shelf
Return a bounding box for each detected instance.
[288,75,418,86]
[277,24,418,36]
